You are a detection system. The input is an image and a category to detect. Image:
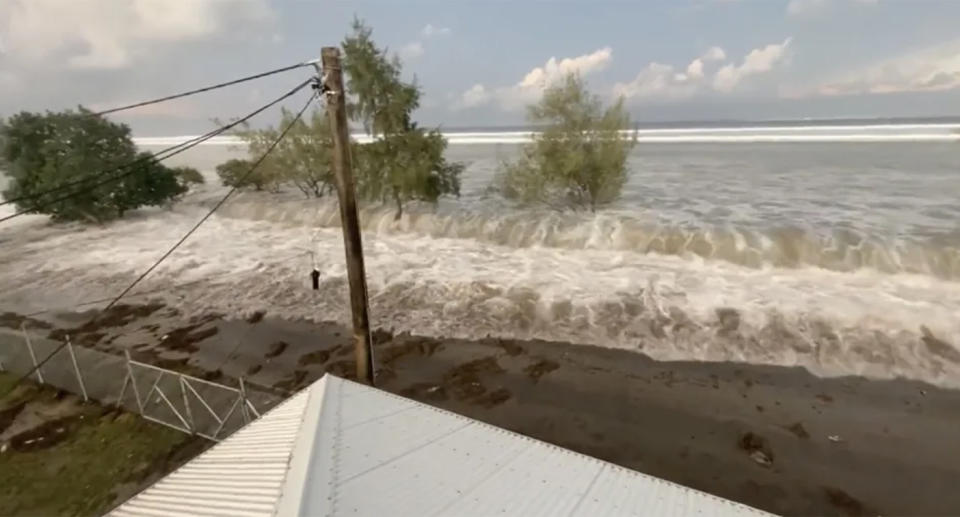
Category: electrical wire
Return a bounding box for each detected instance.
[92,60,318,117]
[1,125,227,208]
[0,78,313,224]
[1,90,319,399]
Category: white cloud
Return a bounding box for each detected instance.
[454,84,491,110]
[516,47,612,89]
[702,46,727,62]
[399,42,425,60]
[613,62,698,100]
[0,0,272,69]
[685,60,705,79]
[713,38,791,92]
[612,41,788,102]
[399,23,451,61]
[613,46,739,101]
[684,47,725,80]
[455,47,613,110]
[421,24,452,38]
[791,38,960,97]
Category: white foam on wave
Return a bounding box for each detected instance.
[134,122,960,146]
[2,187,959,388]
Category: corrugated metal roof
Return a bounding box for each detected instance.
[113,375,774,517]
[290,376,772,517]
[111,388,311,517]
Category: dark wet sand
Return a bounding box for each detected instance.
[7,304,960,516]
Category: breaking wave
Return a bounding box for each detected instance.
[219,195,960,280]
[2,188,959,388]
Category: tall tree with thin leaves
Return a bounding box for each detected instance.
[499,74,636,212]
[342,18,463,219]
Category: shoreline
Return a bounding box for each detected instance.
[4,303,960,516]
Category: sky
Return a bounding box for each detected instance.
[3,0,960,135]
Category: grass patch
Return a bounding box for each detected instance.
[0,374,18,399]
[0,373,202,516]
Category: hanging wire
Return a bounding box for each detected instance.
[0,79,313,225]
[92,60,319,117]
[1,89,319,399]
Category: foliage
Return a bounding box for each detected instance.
[342,19,462,219]
[342,18,420,137]
[172,166,205,189]
[228,109,334,198]
[211,19,462,215]
[498,74,636,212]
[354,127,464,218]
[0,109,186,222]
[215,158,264,190]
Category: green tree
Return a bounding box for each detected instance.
[1,109,186,222]
[215,158,266,190]
[498,74,636,212]
[343,19,462,219]
[172,166,205,189]
[230,109,334,198]
[354,128,463,217]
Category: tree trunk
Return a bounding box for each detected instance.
[393,189,403,221]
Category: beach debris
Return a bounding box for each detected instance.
[523,358,560,383]
[738,432,774,468]
[823,487,875,517]
[786,422,810,439]
[828,434,843,443]
[1,442,8,454]
[749,450,773,467]
[400,382,449,402]
[160,334,169,341]
[265,340,288,359]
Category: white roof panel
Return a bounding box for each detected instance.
[111,388,311,517]
[291,376,771,517]
[114,375,773,517]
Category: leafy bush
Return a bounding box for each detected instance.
[354,127,463,218]
[498,74,636,212]
[230,109,334,198]
[172,166,204,189]
[215,158,265,190]
[1,109,186,222]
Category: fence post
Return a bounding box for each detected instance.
[238,377,250,424]
[179,374,195,433]
[20,323,44,384]
[124,350,144,413]
[65,335,88,401]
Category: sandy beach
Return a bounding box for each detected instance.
[6,303,960,517]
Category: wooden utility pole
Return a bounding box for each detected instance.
[321,47,374,385]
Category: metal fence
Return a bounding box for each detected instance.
[0,325,283,441]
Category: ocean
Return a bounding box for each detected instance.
[2,120,959,387]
